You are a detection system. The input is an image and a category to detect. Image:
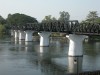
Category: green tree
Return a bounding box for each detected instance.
[0,24,6,34]
[52,17,57,21]
[58,11,70,22]
[0,15,6,24]
[42,15,52,22]
[95,17,100,23]
[6,13,38,26]
[86,11,98,23]
[42,15,57,22]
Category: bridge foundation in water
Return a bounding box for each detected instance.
[66,34,85,56]
[14,30,19,40]
[19,30,25,41]
[25,30,33,42]
[38,32,51,47]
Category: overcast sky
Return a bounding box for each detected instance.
[0,0,100,21]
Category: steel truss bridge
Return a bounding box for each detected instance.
[11,20,100,35]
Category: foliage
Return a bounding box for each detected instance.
[6,13,38,26]
[82,11,99,24]
[42,15,57,22]
[50,33,60,37]
[42,11,70,23]
[86,11,98,23]
[95,17,100,23]
[58,11,70,22]
[81,11,100,40]
[0,24,6,34]
[41,11,70,37]
[0,16,6,24]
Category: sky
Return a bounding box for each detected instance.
[0,0,100,21]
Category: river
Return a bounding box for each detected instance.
[0,36,100,75]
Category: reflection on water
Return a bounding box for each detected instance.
[39,47,49,53]
[68,57,83,74]
[0,37,100,75]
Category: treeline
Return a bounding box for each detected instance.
[0,13,38,35]
[81,11,100,40]
[82,11,100,24]
[0,11,70,36]
[0,11,100,37]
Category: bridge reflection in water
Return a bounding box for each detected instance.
[16,40,83,75]
[68,56,83,74]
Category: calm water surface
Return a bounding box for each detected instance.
[0,36,100,75]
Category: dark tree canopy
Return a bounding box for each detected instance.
[0,15,6,24]
[6,13,38,25]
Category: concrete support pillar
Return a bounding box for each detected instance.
[14,30,19,39]
[25,30,33,42]
[38,32,51,47]
[19,30,25,41]
[66,34,85,56]
[11,30,15,37]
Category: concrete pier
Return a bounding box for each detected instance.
[19,30,25,41]
[25,30,33,42]
[38,32,51,46]
[14,30,19,40]
[66,34,85,56]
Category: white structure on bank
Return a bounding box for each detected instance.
[14,30,19,39]
[19,30,25,41]
[25,30,33,42]
[38,32,51,46]
[11,30,15,37]
[66,34,85,56]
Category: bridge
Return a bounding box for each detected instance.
[11,20,100,35]
[10,20,100,57]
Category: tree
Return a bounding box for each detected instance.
[0,24,6,34]
[0,15,6,24]
[58,11,70,22]
[6,13,38,26]
[86,11,98,23]
[52,17,57,21]
[94,17,100,23]
[42,15,57,22]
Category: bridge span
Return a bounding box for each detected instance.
[10,20,100,57]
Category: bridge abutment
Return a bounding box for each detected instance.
[66,34,85,56]
[25,30,33,42]
[38,32,51,47]
[19,30,25,41]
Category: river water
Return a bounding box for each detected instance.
[0,36,100,75]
